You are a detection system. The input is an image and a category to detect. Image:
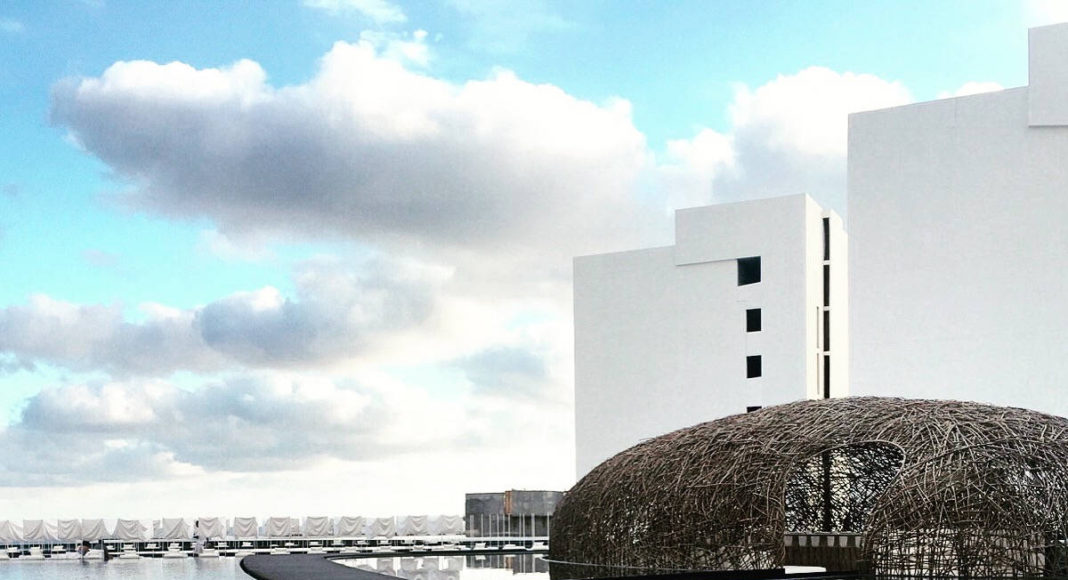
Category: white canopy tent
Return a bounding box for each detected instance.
[430,515,464,536]
[21,520,57,543]
[368,517,395,538]
[303,516,332,537]
[232,517,258,538]
[196,517,225,539]
[398,515,429,536]
[55,519,83,542]
[264,517,293,538]
[0,521,22,543]
[113,519,147,541]
[157,518,190,540]
[81,519,108,541]
[335,516,365,537]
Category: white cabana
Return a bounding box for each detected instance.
[113,519,147,541]
[81,519,108,541]
[21,520,57,542]
[0,520,22,543]
[430,515,464,536]
[303,516,332,537]
[335,516,365,537]
[157,518,190,539]
[55,519,83,542]
[289,517,300,536]
[232,517,258,538]
[264,517,292,537]
[369,517,395,537]
[196,517,225,539]
[399,515,429,536]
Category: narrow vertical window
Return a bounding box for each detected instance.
[746,308,762,332]
[822,309,830,352]
[822,264,830,307]
[737,256,761,286]
[747,355,762,378]
[822,217,830,261]
[823,355,831,399]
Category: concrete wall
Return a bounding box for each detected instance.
[574,194,846,477]
[849,22,1068,413]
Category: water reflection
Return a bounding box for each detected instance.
[338,553,549,580]
[0,557,241,579]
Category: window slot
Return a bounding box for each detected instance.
[747,308,762,332]
[738,257,761,286]
[747,355,762,378]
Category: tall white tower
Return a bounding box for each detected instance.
[574,194,847,477]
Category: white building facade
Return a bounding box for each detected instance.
[849,23,1068,414]
[574,194,847,477]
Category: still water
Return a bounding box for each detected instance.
[0,554,550,580]
[0,557,241,579]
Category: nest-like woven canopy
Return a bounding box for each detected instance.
[549,397,1068,578]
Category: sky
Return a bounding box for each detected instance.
[0,0,1066,521]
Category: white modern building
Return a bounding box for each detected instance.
[849,22,1068,415]
[575,22,1068,479]
[574,194,847,477]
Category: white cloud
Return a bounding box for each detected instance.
[0,359,573,490]
[663,66,912,213]
[304,0,406,24]
[1025,0,1068,26]
[359,29,431,67]
[52,41,651,269]
[0,256,444,375]
[937,81,1005,99]
[729,67,911,159]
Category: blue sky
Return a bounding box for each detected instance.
[0,0,1063,519]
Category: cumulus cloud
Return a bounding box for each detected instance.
[0,257,443,375]
[359,29,431,67]
[0,295,220,376]
[1,375,394,484]
[0,361,563,487]
[662,67,912,213]
[51,42,650,265]
[304,0,406,24]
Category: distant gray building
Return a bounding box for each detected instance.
[465,490,563,537]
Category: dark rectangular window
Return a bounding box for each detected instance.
[746,355,762,378]
[822,264,830,307]
[823,355,831,399]
[738,256,761,286]
[822,217,830,261]
[823,309,830,352]
[746,406,762,413]
[746,308,761,332]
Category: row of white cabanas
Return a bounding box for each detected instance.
[0,515,466,543]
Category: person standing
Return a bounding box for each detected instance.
[193,520,204,556]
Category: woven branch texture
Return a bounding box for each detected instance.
[549,397,1068,579]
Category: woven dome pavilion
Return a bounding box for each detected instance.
[549,397,1068,578]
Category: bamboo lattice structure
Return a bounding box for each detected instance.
[549,397,1068,579]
